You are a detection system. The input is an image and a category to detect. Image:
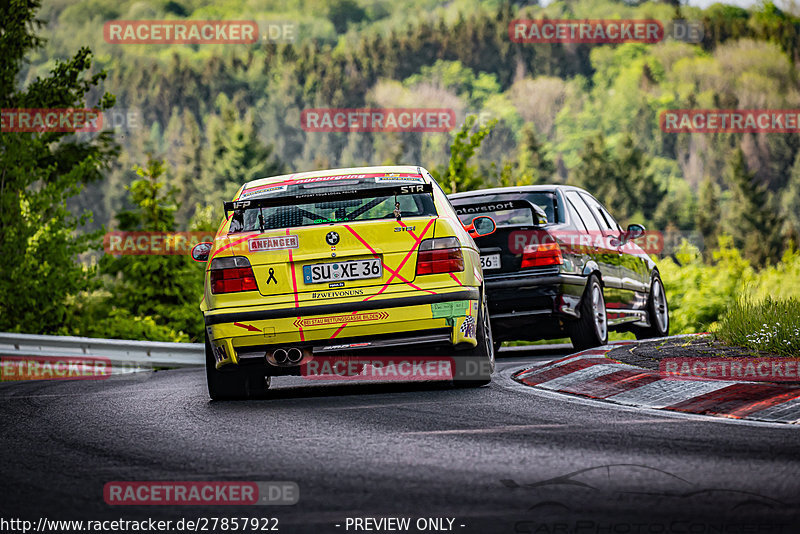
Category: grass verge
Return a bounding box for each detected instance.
[716,297,800,357]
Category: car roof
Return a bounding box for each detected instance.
[242,165,427,190]
[448,184,588,199]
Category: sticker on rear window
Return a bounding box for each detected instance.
[294,174,366,184]
[374,175,424,183]
[248,235,299,252]
[239,184,288,199]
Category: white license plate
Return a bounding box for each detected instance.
[303,258,382,284]
[480,254,501,270]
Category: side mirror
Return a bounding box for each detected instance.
[466,216,496,238]
[191,242,213,262]
[625,223,645,241]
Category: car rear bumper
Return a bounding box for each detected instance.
[484,273,587,340]
[204,288,479,325]
[204,288,480,368]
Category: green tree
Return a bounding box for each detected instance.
[326,0,367,33]
[98,157,206,341]
[169,109,204,225]
[724,149,784,266]
[203,95,284,207]
[517,124,555,184]
[696,177,721,259]
[781,151,800,241]
[432,115,497,194]
[615,134,664,222]
[497,123,555,187]
[0,0,118,334]
[572,133,619,208]
[573,133,663,224]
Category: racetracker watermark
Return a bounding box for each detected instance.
[105,108,143,132]
[661,109,800,133]
[510,19,662,43]
[103,20,259,44]
[1,108,102,132]
[507,229,665,255]
[0,356,112,381]
[661,357,800,382]
[104,481,298,505]
[255,21,296,43]
[301,356,455,381]
[104,231,216,255]
[509,19,702,44]
[300,108,456,132]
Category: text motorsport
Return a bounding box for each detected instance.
[301,356,455,382]
[300,108,456,132]
[104,232,216,255]
[510,19,663,43]
[104,481,299,505]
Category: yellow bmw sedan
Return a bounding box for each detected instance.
[192,166,497,399]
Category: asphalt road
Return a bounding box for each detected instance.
[1,346,799,534]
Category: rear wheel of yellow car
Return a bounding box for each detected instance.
[453,292,495,388]
[205,333,270,400]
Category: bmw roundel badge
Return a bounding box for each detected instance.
[326,231,340,246]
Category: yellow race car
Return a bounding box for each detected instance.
[192,166,497,399]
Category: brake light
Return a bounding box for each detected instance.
[210,256,258,294]
[416,237,464,275]
[521,242,563,268]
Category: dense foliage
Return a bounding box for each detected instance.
[0,0,118,334]
[3,0,800,342]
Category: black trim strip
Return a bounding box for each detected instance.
[204,289,480,326]
[485,274,586,290]
[313,330,453,353]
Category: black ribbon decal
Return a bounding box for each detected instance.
[266,268,277,284]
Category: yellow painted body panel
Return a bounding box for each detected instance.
[200,166,483,368]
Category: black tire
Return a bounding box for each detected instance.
[568,275,608,351]
[453,291,495,387]
[205,333,270,400]
[634,274,669,340]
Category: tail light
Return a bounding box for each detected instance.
[210,256,258,294]
[416,237,464,275]
[521,242,563,268]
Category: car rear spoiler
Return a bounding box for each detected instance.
[452,199,547,226]
[223,182,433,218]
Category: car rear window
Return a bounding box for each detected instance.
[229,177,437,232]
[452,192,558,227]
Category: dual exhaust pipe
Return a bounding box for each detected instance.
[271,347,305,365]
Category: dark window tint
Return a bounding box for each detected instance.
[229,184,436,233]
[565,198,587,232]
[565,191,601,231]
[581,193,620,233]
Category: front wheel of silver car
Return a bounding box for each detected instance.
[568,275,609,351]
